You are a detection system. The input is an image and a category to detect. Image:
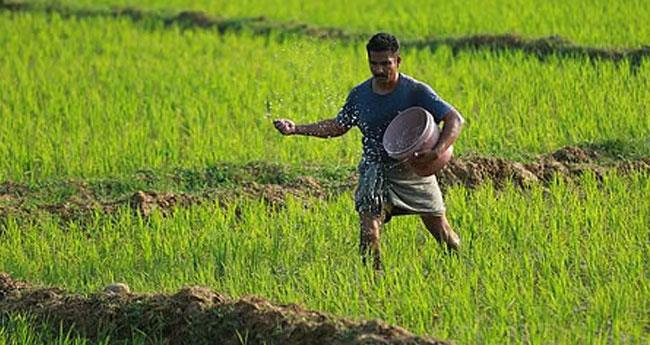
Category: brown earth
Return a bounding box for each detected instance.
[0,146,648,222]
[0,272,450,345]
[439,146,650,189]
[2,1,648,70]
[415,35,650,73]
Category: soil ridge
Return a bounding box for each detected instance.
[1,146,648,221]
[0,272,450,345]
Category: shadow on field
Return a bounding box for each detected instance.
[0,145,648,224]
[0,273,450,345]
[2,1,649,72]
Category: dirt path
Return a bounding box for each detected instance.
[0,146,648,221]
[0,273,450,345]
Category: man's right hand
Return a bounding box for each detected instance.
[273,119,296,135]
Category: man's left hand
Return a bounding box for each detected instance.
[411,147,440,163]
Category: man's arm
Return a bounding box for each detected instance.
[432,108,464,154]
[413,108,464,160]
[274,118,350,138]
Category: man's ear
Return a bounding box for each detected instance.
[396,55,402,66]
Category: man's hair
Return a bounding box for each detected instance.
[366,33,400,54]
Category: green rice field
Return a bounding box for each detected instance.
[2,173,650,344]
[1,2,649,345]
[18,0,650,47]
[1,11,648,182]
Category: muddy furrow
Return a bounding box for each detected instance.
[0,146,648,222]
[0,273,450,345]
[1,1,648,70]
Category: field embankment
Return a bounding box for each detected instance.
[1,145,647,221]
[0,273,449,345]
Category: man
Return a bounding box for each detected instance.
[274,33,464,270]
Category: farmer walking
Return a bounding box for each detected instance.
[274,33,464,270]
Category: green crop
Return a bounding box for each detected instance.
[1,12,648,182]
[0,314,124,344]
[17,0,650,47]
[1,4,648,345]
[1,172,648,344]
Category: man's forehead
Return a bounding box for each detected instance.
[368,50,399,61]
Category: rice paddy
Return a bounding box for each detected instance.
[0,2,648,344]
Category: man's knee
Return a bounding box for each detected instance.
[421,212,446,226]
[360,212,383,228]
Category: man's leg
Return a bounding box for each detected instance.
[420,213,461,251]
[359,212,383,271]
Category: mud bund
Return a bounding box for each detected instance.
[0,273,450,345]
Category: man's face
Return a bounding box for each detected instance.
[368,50,401,83]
